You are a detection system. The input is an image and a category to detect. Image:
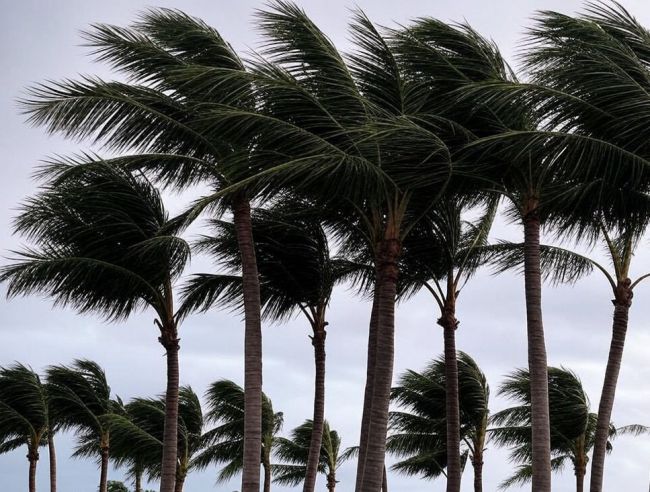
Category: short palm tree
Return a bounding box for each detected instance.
[107,386,205,492]
[0,162,191,492]
[388,352,490,492]
[193,380,283,492]
[273,420,351,492]
[0,363,49,492]
[46,360,116,492]
[180,202,358,492]
[490,367,648,492]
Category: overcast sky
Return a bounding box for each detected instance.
[2,1,650,491]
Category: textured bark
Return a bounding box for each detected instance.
[263,460,272,492]
[99,437,110,492]
[159,325,180,492]
[523,205,552,492]
[174,471,186,492]
[382,465,388,492]
[472,452,483,492]
[48,432,56,492]
[589,279,632,492]
[327,468,337,492]
[304,320,327,492]
[135,469,143,492]
[359,237,400,491]
[438,295,461,492]
[28,448,38,492]
[233,196,264,492]
[355,285,380,491]
[575,459,586,492]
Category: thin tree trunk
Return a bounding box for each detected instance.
[28,447,38,492]
[589,279,632,492]
[382,465,388,492]
[159,325,180,492]
[438,295,461,492]
[523,204,551,492]
[48,432,56,492]
[472,453,483,492]
[304,320,327,492]
[263,460,272,492]
[233,195,264,492]
[355,284,381,491]
[327,469,337,492]
[576,461,585,492]
[359,236,400,491]
[174,472,186,492]
[135,468,143,492]
[99,436,110,492]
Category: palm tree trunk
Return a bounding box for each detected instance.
[576,460,586,492]
[262,460,272,492]
[304,319,327,492]
[48,432,56,492]
[359,236,400,491]
[523,203,551,492]
[327,469,337,492]
[159,325,180,492]
[233,195,263,492]
[174,471,186,492]
[135,468,143,492]
[589,279,633,492]
[99,433,110,492]
[472,452,483,492]
[28,447,38,492]
[382,465,388,492]
[438,295,461,492]
[355,284,380,491]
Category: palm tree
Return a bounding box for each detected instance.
[180,203,359,492]
[0,363,49,492]
[467,4,650,489]
[0,162,191,492]
[107,386,206,492]
[388,352,490,492]
[273,420,351,492]
[20,11,266,490]
[393,18,562,490]
[390,196,497,492]
[491,366,649,492]
[46,360,116,492]
[193,380,283,492]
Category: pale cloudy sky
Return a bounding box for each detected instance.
[1,1,650,491]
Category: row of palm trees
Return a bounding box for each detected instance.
[0,361,347,492]
[2,356,645,492]
[3,1,650,491]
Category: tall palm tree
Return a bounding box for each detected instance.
[193,380,283,492]
[180,203,359,492]
[0,363,49,492]
[468,4,650,489]
[20,11,266,490]
[491,366,648,492]
[46,360,116,492]
[391,196,497,491]
[393,19,562,490]
[241,7,456,489]
[388,352,490,492]
[107,386,206,492]
[273,420,352,492]
[0,163,191,492]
